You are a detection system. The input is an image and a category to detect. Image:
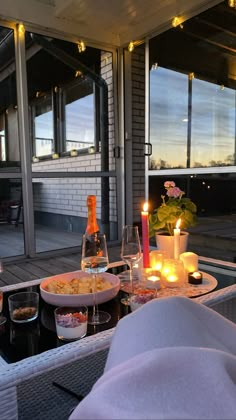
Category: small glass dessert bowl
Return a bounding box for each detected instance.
[54,306,88,341]
[8,292,39,323]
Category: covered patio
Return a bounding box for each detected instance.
[0,1,235,419]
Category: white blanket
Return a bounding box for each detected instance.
[69,296,236,419]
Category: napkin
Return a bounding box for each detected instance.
[69,296,236,419]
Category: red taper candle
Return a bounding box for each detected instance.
[141,202,150,268]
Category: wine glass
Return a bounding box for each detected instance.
[81,232,111,325]
[120,225,142,305]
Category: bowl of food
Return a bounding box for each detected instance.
[40,271,120,306]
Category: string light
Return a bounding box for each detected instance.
[75,70,82,78]
[189,72,195,80]
[228,0,236,8]
[128,41,135,52]
[77,41,86,53]
[172,17,184,29]
[18,24,25,37]
[127,40,144,52]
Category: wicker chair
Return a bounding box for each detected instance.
[1,282,236,420]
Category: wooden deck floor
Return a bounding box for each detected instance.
[0,246,121,287]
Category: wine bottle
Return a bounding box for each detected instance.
[84,195,102,257]
[85,195,100,236]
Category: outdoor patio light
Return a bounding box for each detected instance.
[128,41,135,52]
[128,40,144,52]
[77,41,86,53]
[228,0,236,8]
[172,17,183,29]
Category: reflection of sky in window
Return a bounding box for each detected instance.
[191,79,234,166]
[35,110,53,139]
[35,95,94,144]
[150,67,188,168]
[66,94,94,143]
[150,67,235,168]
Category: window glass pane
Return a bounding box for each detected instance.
[0,179,24,257]
[191,80,235,167]
[65,86,94,152]
[0,27,20,171]
[150,67,188,170]
[149,174,236,262]
[34,97,54,156]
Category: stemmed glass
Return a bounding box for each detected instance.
[81,232,111,325]
[120,225,142,305]
[0,262,6,325]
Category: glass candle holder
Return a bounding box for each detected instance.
[149,250,167,272]
[161,259,186,288]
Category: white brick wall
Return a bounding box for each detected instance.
[32,51,117,225]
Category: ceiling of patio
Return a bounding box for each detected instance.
[0,0,222,47]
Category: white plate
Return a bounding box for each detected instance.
[40,271,120,307]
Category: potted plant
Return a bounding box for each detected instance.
[149,181,197,257]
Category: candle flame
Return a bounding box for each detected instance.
[148,275,160,282]
[143,202,148,212]
[176,218,181,229]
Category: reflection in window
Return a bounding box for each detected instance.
[63,81,94,152]
[150,67,188,170]
[26,32,100,159]
[0,27,20,169]
[191,80,235,167]
[33,96,54,157]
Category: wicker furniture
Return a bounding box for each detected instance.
[0,263,235,419]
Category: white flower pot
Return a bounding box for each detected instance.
[155,231,189,259]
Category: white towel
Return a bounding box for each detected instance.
[69,297,236,419]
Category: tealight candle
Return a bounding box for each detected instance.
[188,271,203,285]
[146,273,161,290]
[180,252,198,273]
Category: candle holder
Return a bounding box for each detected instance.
[188,271,203,285]
[149,250,166,272]
[161,258,186,288]
[139,267,161,292]
[180,252,198,273]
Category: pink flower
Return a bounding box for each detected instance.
[166,187,183,198]
[164,181,175,188]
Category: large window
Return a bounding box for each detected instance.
[149,1,236,172]
[148,1,236,262]
[27,33,101,160]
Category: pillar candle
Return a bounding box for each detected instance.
[141,203,150,268]
[174,219,181,260]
